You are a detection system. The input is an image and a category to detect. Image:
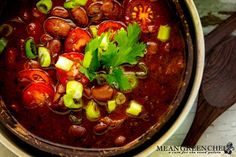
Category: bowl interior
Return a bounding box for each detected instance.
[0,0,196,156]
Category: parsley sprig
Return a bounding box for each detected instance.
[80,23,146,91]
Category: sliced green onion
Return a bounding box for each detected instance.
[125,73,138,89]
[25,38,37,59]
[36,0,53,14]
[107,100,117,113]
[86,100,100,121]
[89,25,98,38]
[0,24,13,37]
[0,37,8,54]
[63,94,83,109]
[64,1,76,9]
[126,101,142,116]
[74,0,88,6]
[66,80,83,99]
[55,56,74,71]
[38,47,51,67]
[115,92,126,105]
[135,62,148,79]
[157,25,171,42]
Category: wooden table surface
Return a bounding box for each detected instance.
[1,0,236,156]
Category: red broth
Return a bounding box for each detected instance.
[0,0,185,148]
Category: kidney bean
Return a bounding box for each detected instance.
[51,6,69,18]
[93,122,109,135]
[114,135,126,146]
[40,33,53,44]
[101,0,122,20]
[44,18,71,37]
[68,125,86,138]
[91,85,114,102]
[87,2,103,17]
[27,22,42,37]
[46,39,61,63]
[87,2,103,24]
[71,7,89,27]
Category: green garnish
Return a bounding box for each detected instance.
[0,37,8,54]
[86,100,100,121]
[55,56,74,71]
[63,94,83,109]
[64,0,88,9]
[80,23,146,92]
[38,47,51,67]
[157,25,171,42]
[25,38,37,59]
[0,24,13,37]
[36,0,52,14]
[63,80,84,109]
[106,67,132,91]
[101,23,146,67]
[107,100,117,113]
[126,100,142,116]
[66,80,83,99]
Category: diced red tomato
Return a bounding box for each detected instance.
[64,28,91,53]
[18,69,52,87]
[97,21,125,35]
[23,82,54,109]
[124,0,160,33]
[56,52,89,85]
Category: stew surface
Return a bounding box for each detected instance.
[0,0,186,148]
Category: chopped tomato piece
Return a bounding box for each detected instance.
[97,21,125,35]
[23,82,54,109]
[125,0,159,33]
[56,52,89,85]
[18,69,52,87]
[64,28,91,53]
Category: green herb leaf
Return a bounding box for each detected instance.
[80,66,97,81]
[106,68,132,91]
[101,23,146,67]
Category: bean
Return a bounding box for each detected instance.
[44,18,71,37]
[93,122,108,135]
[46,39,61,63]
[101,0,122,20]
[68,125,86,138]
[87,2,103,24]
[91,85,114,102]
[71,7,89,27]
[40,33,53,44]
[51,6,69,18]
[114,135,126,146]
[87,2,103,17]
[27,23,39,36]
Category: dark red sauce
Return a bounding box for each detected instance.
[0,0,185,148]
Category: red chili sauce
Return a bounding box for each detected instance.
[0,0,185,148]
